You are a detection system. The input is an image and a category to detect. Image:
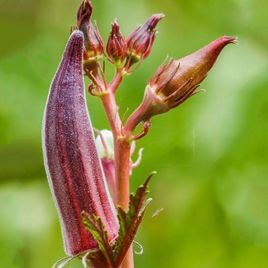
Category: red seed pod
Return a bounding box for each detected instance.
[42,30,118,256]
[126,13,164,61]
[125,36,236,131]
[106,20,127,65]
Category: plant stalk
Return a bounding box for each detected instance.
[100,88,134,268]
[115,139,134,268]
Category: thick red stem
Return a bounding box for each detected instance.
[100,84,134,268]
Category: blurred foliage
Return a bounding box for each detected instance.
[0,0,268,267]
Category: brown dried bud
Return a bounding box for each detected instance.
[106,20,127,66]
[125,36,236,132]
[77,0,104,60]
[126,13,164,61]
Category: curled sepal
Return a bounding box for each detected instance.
[125,36,236,131]
[42,30,118,256]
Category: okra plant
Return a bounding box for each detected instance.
[42,1,236,267]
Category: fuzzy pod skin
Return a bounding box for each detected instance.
[42,30,118,256]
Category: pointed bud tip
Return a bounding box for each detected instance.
[111,20,120,33]
[82,0,93,11]
[146,13,165,30]
[79,0,93,14]
[219,35,237,44]
[84,0,92,6]
[70,30,84,42]
[77,0,93,28]
[213,36,238,49]
[202,35,237,60]
[155,13,165,19]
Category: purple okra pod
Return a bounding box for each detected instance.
[42,30,118,256]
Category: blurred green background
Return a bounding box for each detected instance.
[1,0,268,267]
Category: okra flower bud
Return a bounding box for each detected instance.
[126,13,164,62]
[77,0,104,60]
[106,21,127,66]
[126,36,236,131]
[42,30,118,256]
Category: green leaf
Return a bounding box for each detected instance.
[82,212,114,266]
[113,172,155,267]
[82,172,155,267]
